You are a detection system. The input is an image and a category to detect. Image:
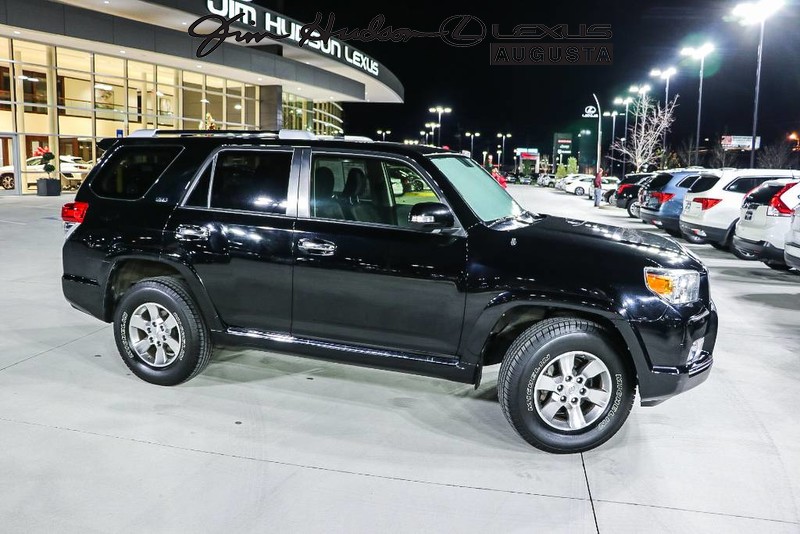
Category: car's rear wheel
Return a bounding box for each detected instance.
[574,187,585,196]
[113,276,212,386]
[0,173,13,190]
[626,199,640,218]
[498,318,635,453]
[731,244,758,260]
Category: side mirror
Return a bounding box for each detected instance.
[408,202,454,230]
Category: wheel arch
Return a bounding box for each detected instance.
[103,255,223,331]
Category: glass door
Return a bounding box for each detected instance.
[0,133,19,195]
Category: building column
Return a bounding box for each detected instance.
[259,85,282,131]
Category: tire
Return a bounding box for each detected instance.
[574,187,585,196]
[731,244,758,260]
[764,261,790,271]
[681,232,705,244]
[113,276,212,386]
[0,173,13,190]
[710,242,728,251]
[497,318,636,453]
[626,199,639,218]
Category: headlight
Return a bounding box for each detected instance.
[644,268,700,305]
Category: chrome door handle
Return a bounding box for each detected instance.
[298,238,336,256]
[176,224,209,241]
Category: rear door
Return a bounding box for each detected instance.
[164,147,298,333]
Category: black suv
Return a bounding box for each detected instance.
[62,131,717,453]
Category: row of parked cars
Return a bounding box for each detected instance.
[555,167,800,271]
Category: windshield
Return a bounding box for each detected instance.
[429,155,524,222]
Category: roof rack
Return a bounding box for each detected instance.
[127,129,373,142]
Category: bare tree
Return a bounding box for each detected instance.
[709,137,734,168]
[674,136,695,168]
[611,95,677,171]
[757,144,792,169]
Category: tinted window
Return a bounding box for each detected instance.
[689,176,720,193]
[744,183,787,205]
[210,150,292,214]
[647,173,673,190]
[677,175,700,188]
[725,177,771,194]
[90,145,181,199]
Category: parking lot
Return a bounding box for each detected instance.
[1,188,799,533]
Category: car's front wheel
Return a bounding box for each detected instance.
[498,318,635,453]
[574,187,585,196]
[113,276,212,386]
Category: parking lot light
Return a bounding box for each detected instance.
[680,43,715,165]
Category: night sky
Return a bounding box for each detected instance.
[256,0,800,159]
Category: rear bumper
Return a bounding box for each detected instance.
[784,242,800,269]
[680,220,728,245]
[62,274,106,321]
[640,209,680,231]
[616,196,633,208]
[732,235,785,264]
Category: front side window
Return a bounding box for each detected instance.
[90,145,182,200]
[428,155,523,222]
[210,150,292,214]
[309,155,439,227]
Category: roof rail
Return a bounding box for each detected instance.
[125,128,374,142]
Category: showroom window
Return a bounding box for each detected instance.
[210,150,292,214]
[90,145,183,200]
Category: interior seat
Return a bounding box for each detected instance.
[340,168,380,223]
[313,167,345,220]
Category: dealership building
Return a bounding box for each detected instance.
[0,0,404,194]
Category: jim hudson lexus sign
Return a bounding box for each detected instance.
[202,0,381,76]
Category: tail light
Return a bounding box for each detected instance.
[692,198,722,210]
[651,192,675,205]
[62,201,89,224]
[767,182,798,216]
[617,183,632,195]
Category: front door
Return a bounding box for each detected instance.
[291,150,467,357]
[164,147,298,333]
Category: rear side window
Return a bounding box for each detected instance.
[90,145,182,199]
[677,175,700,188]
[210,150,292,214]
[689,176,720,193]
[743,183,787,205]
[725,176,772,194]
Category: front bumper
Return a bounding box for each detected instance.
[732,235,785,264]
[631,300,718,406]
[784,242,800,269]
[679,220,728,245]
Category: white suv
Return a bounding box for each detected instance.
[732,180,800,269]
[785,205,800,270]
[680,169,800,250]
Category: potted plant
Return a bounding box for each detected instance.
[36,150,61,196]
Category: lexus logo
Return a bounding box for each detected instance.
[582,105,599,118]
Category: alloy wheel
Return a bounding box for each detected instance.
[127,302,182,367]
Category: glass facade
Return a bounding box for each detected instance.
[0,36,347,194]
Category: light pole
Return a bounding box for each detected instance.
[482,150,488,165]
[425,122,439,144]
[428,106,452,146]
[465,132,481,158]
[732,0,784,168]
[650,67,677,161]
[419,130,428,144]
[614,96,633,176]
[496,145,502,168]
[376,129,391,141]
[603,110,618,174]
[681,42,714,166]
[592,93,602,173]
[497,133,511,166]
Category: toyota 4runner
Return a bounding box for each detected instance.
[62,130,717,453]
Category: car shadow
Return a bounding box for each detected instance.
[740,292,800,311]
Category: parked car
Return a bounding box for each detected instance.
[0,155,93,190]
[615,173,655,217]
[732,180,800,269]
[518,175,532,185]
[587,177,620,200]
[538,174,557,187]
[784,204,800,270]
[638,170,716,237]
[61,129,717,453]
[556,174,588,190]
[565,175,594,196]
[680,169,800,250]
